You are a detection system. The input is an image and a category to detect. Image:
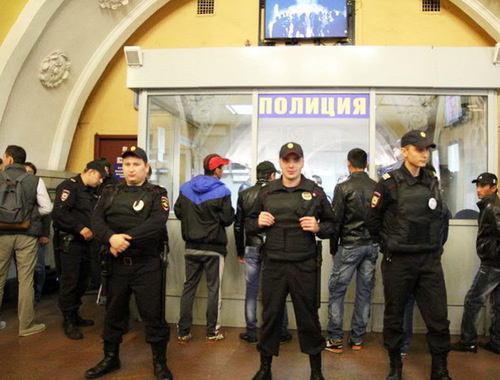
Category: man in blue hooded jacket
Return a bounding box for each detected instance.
[175,153,234,343]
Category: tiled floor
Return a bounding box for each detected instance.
[0,292,498,380]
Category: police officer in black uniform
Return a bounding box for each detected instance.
[247,142,337,380]
[85,147,172,380]
[52,160,106,340]
[366,130,451,380]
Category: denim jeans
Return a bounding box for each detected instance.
[327,244,378,342]
[244,246,288,336]
[34,243,46,304]
[461,264,500,348]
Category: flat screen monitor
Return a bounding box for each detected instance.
[264,0,348,40]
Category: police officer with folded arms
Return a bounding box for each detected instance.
[85,147,172,380]
[52,160,106,340]
[366,130,451,380]
[247,142,337,380]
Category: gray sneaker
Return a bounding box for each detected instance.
[0,320,6,330]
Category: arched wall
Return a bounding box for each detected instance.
[0,0,498,172]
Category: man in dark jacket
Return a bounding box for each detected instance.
[451,172,500,355]
[366,130,451,380]
[0,145,52,336]
[52,160,106,340]
[175,153,234,343]
[234,161,291,344]
[326,148,377,353]
[248,142,337,380]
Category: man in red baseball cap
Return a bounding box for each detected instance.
[174,153,234,343]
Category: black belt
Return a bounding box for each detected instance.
[116,255,156,265]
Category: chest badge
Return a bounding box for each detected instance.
[133,200,144,211]
[428,197,437,210]
[302,192,312,201]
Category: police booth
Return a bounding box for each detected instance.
[126,46,500,335]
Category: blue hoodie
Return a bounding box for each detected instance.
[174,175,234,255]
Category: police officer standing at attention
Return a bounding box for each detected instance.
[52,160,106,340]
[247,142,336,380]
[366,130,451,380]
[85,147,172,380]
[234,161,292,344]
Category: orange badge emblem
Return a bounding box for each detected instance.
[161,196,169,211]
[371,192,381,208]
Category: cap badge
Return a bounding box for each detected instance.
[302,192,312,201]
[420,132,426,138]
[131,146,136,151]
[287,143,294,149]
[133,200,144,211]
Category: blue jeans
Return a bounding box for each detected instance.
[327,244,378,342]
[244,246,288,336]
[461,264,500,348]
[34,243,46,304]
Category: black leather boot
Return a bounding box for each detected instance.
[431,353,452,380]
[252,354,272,380]
[85,342,121,379]
[386,350,402,380]
[75,312,95,327]
[63,313,83,340]
[309,353,325,380]
[151,342,173,380]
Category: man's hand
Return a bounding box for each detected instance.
[39,237,50,245]
[258,211,275,228]
[238,257,245,264]
[299,216,319,233]
[109,234,132,257]
[80,227,94,241]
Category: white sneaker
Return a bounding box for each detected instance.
[206,331,225,342]
[0,320,6,330]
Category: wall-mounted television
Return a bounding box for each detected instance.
[264,0,348,40]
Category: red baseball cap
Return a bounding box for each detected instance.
[203,154,230,171]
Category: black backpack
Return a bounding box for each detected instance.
[0,171,31,230]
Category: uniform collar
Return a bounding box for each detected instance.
[400,164,432,186]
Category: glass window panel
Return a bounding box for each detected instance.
[257,93,371,199]
[374,94,488,219]
[147,94,253,208]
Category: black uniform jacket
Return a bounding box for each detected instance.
[246,175,337,261]
[330,171,376,253]
[52,175,96,240]
[234,179,268,258]
[476,193,500,268]
[92,182,169,257]
[366,165,443,254]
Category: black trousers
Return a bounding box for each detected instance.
[103,256,169,345]
[381,251,450,354]
[58,239,91,315]
[258,257,325,356]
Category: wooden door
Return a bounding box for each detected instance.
[94,134,137,180]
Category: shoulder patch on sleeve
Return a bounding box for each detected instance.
[161,195,169,211]
[371,191,381,208]
[61,189,70,202]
